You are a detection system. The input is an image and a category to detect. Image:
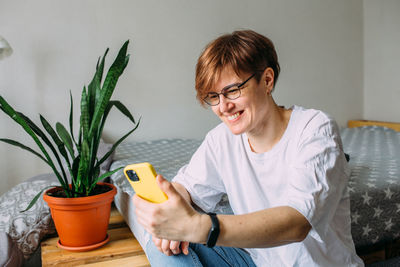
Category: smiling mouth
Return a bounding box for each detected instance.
[227,111,241,121]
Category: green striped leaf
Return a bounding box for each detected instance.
[20,185,58,212]
[72,156,80,188]
[76,139,90,194]
[40,115,73,182]
[111,101,135,123]
[56,122,74,158]
[80,86,90,141]
[89,40,129,139]
[88,49,109,118]
[69,91,78,147]
[41,116,69,161]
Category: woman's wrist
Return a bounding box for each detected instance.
[186,213,211,244]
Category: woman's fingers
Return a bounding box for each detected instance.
[181,241,190,255]
[161,239,173,256]
[156,175,179,199]
[170,240,181,255]
[152,236,162,253]
[153,237,187,256]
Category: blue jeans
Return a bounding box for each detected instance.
[145,239,256,267]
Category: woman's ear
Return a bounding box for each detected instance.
[262,67,275,92]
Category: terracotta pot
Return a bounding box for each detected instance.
[43,182,117,251]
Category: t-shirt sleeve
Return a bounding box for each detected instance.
[172,132,226,213]
[287,119,350,243]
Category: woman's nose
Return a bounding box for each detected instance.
[219,95,233,113]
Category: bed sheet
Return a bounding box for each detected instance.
[341,126,400,248]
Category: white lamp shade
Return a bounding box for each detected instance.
[0,36,13,60]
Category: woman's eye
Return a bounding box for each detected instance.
[208,94,219,99]
[226,88,240,95]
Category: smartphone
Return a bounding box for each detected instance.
[124,162,168,203]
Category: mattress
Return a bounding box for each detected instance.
[110,126,400,249]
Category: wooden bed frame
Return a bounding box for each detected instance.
[348,120,400,132]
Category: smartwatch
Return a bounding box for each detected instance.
[206,213,220,248]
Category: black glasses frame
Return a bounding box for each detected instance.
[203,73,256,106]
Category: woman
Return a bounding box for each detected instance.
[133,30,364,266]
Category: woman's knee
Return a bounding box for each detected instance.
[144,240,202,267]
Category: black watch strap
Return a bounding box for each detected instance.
[206,213,220,248]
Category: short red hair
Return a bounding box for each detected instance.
[195,30,280,106]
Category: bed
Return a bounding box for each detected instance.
[108,120,400,264]
[0,120,399,266]
[343,121,400,261]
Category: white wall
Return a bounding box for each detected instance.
[363,0,400,122]
[0,0,363,196]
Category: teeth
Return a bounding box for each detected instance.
[227,112,240,120]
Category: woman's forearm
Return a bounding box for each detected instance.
[171,182,311,248]
[193,206,311,248]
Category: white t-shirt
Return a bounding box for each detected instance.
[173,106,364,267]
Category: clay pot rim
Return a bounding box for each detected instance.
[43,182,117,205]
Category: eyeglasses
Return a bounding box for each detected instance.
[203,73,256,106]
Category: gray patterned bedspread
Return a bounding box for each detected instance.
[110,126,400,249]
[341,126,400,248]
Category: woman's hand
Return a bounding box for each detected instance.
[133,175,205,245]
[152,236,189,256]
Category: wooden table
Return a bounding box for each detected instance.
[41,205,150,266]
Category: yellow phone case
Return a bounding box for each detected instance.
[124,162,168,203]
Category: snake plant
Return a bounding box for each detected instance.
[0,40,139,211]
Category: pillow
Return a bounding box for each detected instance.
[0,176,57,262]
